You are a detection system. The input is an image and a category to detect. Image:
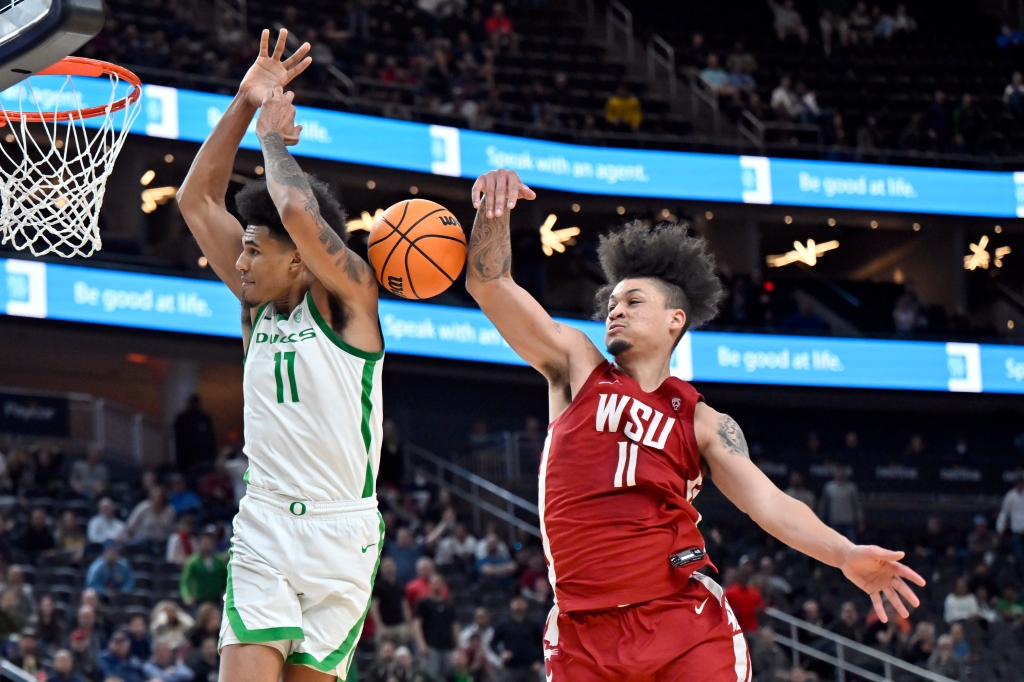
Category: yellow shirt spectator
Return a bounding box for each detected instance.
[605,85,643,131]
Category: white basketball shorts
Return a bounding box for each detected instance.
[219,485,384,679]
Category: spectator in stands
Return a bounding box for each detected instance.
[150,601,195,650]
[1,565,37,622]
[1004,71,1024,117]
[996,23,1024,49]
[891,4,917,36]
[371,556,413,646]
[406,557,445,610]
[413,574,459,676]
[750,627,787,680]
[997,478,1024,572]
[46,648,89,682]
[924,90,953,150]
[0,589,25,638]
[604,82,643,132]
[98,629,147,682]
[848,1,874,45]
[126,614,151,662]
[700,54,734,95]
[794,81,821,124]
[142,640,194,682]
[785,472,816,509]
[953,93,986,153]
[55,511,86,564]
[817,466,863,541]
[475,534,518,590]
[435,522,477,570]
[37,594,65,649]
[903,621,936,667]
[85,541,135,598]
[378,419,405,490]
[70,447,108,500]
[126,485,175,553]
[771,75,802,121]
[483,3,516,51]
[197,460,236,522]
[71,604,102,662]
[187,636,219,682]
[948,622,971,663]
[365,639,401,682]
[9,626,41,675]
[386,526,426,586]
[67,626,99,680]
[179,526,226,608]
[966,514,998,556]
[828,601,865,643]
[680,32,709,69]
[944,577,980,623]
[459,607,501,670]
[492,595,544,682]
[12,507,57,558]
[87,497,126,546]
[818,0,850,55]
[724,564,765,632]
[173,395,216,475]
[726,41,758,75]
[996,585,1024,622]
[166,516,196,565]
[168,474,203,517]
[856,116,884,155]
[755,556,792,607]
[767,0,810,43]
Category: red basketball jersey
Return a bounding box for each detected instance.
[539,360,713,613]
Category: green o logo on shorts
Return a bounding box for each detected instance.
[289,501,307,516]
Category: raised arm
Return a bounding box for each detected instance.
[466,170,604,413]
[254,89,378,314]
[177,29,311,299]
[694,401,926,622]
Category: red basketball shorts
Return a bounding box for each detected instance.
[543,572,752,682]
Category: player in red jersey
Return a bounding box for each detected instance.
[465,169,926,681]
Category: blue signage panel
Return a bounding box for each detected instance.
[4,77,1024,217]
[2,258,1023,394]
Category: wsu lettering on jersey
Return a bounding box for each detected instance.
[540,361,713,613]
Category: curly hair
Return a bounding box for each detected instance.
[594,220,723,333]
[234,176,348,245]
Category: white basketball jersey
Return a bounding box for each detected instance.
[242,291,384,501]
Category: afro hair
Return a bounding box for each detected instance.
[234,175,348,245]
[594,220,723,332]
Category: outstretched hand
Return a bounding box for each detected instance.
[240,29,312,108]
[255,88,302,145]
[840,545,926,622]
[472,169,537,219]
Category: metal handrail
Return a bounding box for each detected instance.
[685,68,722,136]
[214,0,247,27]
[408,444,538,514]
[647,34,677,98]
[765,608,956,682]
[606,0,634,61]
[407,443,540,541]
[739,109,767,148]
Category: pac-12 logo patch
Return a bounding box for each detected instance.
[672,397,682,411]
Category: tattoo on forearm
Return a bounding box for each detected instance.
[259,132,371,286]
[717,415,749,458]
[467,201,512,282]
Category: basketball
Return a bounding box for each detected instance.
[367,198,467,300]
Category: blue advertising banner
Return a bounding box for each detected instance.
[2,258,1023,394]
[3,77,1024,217]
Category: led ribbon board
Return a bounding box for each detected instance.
[4,78,1024,217]
[2,258,1023,394]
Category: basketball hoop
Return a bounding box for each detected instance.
[0,56,142,258]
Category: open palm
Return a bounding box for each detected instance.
[240,29,312,108]
[841,545,926,622]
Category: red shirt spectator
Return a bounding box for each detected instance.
[484,3,513,34]
[724,578,765,632]
[405,557,450,609]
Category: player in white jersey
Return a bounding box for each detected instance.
[177,30,385,682]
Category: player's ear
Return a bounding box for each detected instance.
[288,247,304,272]
[668,308,687,334]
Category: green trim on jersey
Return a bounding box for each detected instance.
[285,512,385,676]
[242,301,272,366]
[305,291,385,362]
[358,359,377,498]
[224,550,305,643]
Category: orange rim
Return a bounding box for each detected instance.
[0,56,141,124]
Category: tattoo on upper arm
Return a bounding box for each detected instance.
[259,131,372,287]
[467,203,512,282]
[716,415,749,458]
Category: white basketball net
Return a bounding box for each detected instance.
[0,71,141,258]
